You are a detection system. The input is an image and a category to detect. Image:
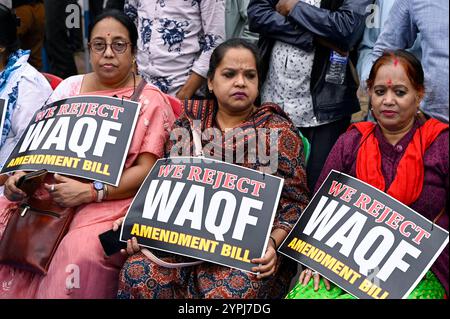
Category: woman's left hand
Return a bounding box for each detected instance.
[45,173,92,207]
[251,244,277,279]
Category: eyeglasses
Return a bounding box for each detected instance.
[88,40,131,54]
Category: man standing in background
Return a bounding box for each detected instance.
[226,0,258,43]
[248,0,371,194]
[44,0,78,78]
[364,0,449,123]
[124,0,225,99]
[356,0,422,122]
[13,0,45,70]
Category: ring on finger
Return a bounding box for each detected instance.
[312,271,319,276]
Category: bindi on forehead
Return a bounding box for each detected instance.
[393,58,399,67]
[387,78,393,86]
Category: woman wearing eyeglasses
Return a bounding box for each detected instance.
[0,9,178,299]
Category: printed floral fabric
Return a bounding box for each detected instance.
[125,0,225,95]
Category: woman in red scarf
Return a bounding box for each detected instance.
[289,50,448,299]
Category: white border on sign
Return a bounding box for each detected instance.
[0,95,141,186]
[120,156,285,274]
[278,169,449,299]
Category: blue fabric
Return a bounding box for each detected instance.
[357,0,422,91]
[368,0,449,123]
[0,49,29,148]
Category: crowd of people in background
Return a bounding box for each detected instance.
[0,0,448,299]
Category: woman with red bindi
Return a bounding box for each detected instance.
[288,50,449,299]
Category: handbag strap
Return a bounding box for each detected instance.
[191,127,204,157]
[130,78,147,102]
[141,248,202,268]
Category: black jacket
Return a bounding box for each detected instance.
[248,0,372,122]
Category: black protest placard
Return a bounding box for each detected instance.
[121,157,284,273]
[0,96,140,186]
[0,99,5,138]
[279,170,449,299]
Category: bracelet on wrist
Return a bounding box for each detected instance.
[269,236,277,249]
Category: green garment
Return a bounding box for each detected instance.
[286,271,446,299]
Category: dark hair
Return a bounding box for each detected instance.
[207,38,262,84]
[0,4,19,54]
[366,50,425,98]
[88,9,138,53]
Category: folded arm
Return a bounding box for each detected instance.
[248,0,314,50]
[284,0,372,52]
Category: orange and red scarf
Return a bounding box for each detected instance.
[350,119,448,205]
